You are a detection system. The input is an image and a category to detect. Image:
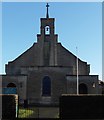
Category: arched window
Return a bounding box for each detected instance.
[79,83,88,94]
[45,26,50,34]
[42,76,51,96]
[7,83,16,88]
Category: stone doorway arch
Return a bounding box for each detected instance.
[7,83,16,88]
[5,83,17,94]
[79,83,88,94]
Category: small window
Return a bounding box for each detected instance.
[92,82,96,88]
[45,26,50,34]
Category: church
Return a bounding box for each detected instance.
[1,3,103,105]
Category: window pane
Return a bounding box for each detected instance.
[42,76,51,96]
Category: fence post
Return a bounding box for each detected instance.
[38,107,39,118]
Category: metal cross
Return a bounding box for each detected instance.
[46,3,49,18]
[46,3,49,9]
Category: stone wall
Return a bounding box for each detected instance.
[66,75,99,94]
[2,75,27,100]
[26,68,67,105]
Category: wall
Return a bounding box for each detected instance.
[66,75,99,94]
[25,67,68,105]
[2,75,27,101]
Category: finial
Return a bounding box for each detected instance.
[46,3,49,18]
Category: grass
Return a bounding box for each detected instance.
[18,107,59,118]
[18,108,38,118]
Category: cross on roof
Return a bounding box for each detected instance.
[46,3,49,18]
[46,3,49,9]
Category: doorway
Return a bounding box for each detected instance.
[79,83,88,94]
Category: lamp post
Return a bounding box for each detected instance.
[76,46,79,95]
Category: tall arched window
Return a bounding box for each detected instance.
[45,26,50,35]
[42,76,51,96]
[79,83,88,94]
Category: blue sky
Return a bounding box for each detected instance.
[2,2,102,80]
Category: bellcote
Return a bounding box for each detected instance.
[40,18,55,35]
[39,3,55,35]
[37,3,58,44]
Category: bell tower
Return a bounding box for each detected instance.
[37,3,58,66]
[40,18,55,35]
[40,3,55,36]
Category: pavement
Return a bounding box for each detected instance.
[38,107,59,118]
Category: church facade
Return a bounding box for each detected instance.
[1,4,102,105]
